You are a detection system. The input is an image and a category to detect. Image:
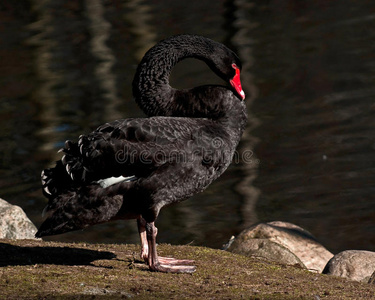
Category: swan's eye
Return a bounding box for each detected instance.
[231,63,237,69]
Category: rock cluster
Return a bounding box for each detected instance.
[0,198,38,239]
[225,221,375,283]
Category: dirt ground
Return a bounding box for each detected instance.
[0,239,374,299]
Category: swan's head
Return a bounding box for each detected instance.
[206,45,246,101]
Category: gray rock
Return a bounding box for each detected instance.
[323,250,375,282]
[228,237,306,268]
[0,198,38,239]
[226,221,333,272]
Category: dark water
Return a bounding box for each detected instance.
[0,0,374,254]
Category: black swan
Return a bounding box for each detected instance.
[36,34,247,273]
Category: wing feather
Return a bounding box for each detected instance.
[41,116,222,198]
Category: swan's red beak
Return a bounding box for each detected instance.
[230,64,245,100]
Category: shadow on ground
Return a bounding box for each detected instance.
[0,242,116,267]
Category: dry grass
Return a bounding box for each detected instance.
[0,239,374,299]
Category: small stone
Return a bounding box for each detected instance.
[323,250,375,282]
[0,198,38,239]
[228,237,305,268]
[226,221,333,272]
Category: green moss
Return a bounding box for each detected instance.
[0,239,374,299]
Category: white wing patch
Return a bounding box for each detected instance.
[96,175,137,188]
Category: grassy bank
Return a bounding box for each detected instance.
[0,239,374,299]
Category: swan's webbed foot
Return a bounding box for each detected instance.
[149,257,196,273]
[158,257,194,265]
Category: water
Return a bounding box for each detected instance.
[0,0,374,254]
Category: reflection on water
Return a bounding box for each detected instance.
[0,1,374,253]
[247,0,375,253]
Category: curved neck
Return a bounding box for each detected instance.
[132,35,229,118]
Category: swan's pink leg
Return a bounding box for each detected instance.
[144,221,196,273]
[137,217,149,261]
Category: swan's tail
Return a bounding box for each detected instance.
[38,134,139,238]
[41,140,84,199]
[41,162,71,199]
[36,184,125,238]
[36,171,137,238]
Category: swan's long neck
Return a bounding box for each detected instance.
[132,35,227,118]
